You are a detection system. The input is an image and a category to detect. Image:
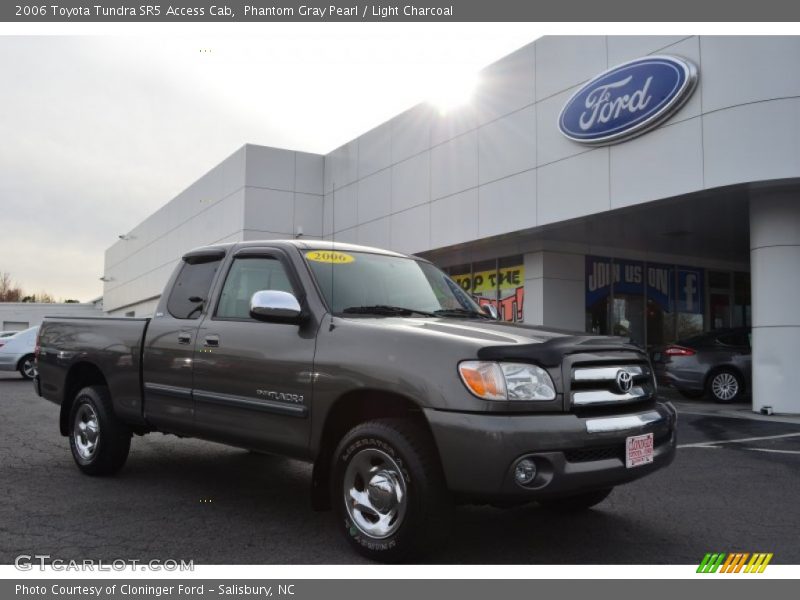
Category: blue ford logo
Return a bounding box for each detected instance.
[558,55,698,145]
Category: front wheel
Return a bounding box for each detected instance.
[68,385,131,476]
[538,488,613,512]
[18,354,36,380]
[332,419,452,562]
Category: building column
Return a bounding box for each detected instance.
[750,190,800,415]
[523,251,584,331]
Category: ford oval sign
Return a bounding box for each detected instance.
[558,55,698,146]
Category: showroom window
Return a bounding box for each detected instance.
[445,256,524,322]
[585,256,746,349]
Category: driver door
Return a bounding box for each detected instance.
[191,247,315,455]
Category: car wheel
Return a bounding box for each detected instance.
[707,369,744,404]
[18,354,36,380]
[68,385,131,476]
[332,418,452,562]
[678,389,704,400]
[538,488,613,512]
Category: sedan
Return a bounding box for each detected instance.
[0,326,39,380]
[651,328,751,403]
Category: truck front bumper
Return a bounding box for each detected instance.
[424,401,677,500]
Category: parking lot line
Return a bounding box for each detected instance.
[678,432,800,448]
[740,447,800,455]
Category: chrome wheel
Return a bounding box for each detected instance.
[22,357,36,379]
[711,372,739,401]
[73,403,100,460]
[343,448,407,540]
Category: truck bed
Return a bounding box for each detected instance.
[37,316,151,430]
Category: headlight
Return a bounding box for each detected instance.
[458,361,556,401]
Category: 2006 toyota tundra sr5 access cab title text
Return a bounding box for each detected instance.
[35,241,676,561]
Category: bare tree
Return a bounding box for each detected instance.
[0,271,56,303]
[0,272,24,302]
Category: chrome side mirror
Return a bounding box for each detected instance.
[250,290,303,323]
[482,304,499,320]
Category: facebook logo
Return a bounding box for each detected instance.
[678,269,704,314]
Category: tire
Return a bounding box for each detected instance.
[707,369,744,404]
[538,488,613,512]
[18,354,36,380]
[332,418,452,562]
[68,385,131,476]
[677,389,704,400]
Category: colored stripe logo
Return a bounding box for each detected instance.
[697,552,773,573]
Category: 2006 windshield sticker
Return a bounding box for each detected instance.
[305,250,355,264]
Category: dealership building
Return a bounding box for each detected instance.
[103,35,800,414]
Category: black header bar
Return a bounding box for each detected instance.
[3,0,800,22]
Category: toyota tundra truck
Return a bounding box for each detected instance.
[35,240,676,562]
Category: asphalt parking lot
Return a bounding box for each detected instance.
[1,373,799,565]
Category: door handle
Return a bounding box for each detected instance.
[177,332,192,345]
[204,335,220,348]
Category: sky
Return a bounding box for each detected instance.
[0,24,542,302]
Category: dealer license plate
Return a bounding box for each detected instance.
[625,432,654,468]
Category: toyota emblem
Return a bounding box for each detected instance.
[616,370,633,393]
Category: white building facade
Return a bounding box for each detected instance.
[0,300,103,332]
[103,35,800,414]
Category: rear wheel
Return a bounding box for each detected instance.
[18,354,36,380]
[68,385,131,476]
[332,418,452,562]
[707,369,744,404]
[538,488,613,512]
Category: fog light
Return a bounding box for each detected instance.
[514,458,537,486]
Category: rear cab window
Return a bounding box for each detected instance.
[167,257,222,320]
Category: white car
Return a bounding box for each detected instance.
[0,326,39,379]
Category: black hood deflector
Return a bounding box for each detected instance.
[477,335,644,367]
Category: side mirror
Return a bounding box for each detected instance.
[482,304,499,320]
[250,290,303,323]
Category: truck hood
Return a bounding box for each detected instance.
[336,316,642,366]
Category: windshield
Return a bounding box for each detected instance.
[303,249,484,317]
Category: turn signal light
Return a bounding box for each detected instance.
[458,362,506,400]
[664,345,696,356]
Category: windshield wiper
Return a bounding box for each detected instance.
[433,308,491,319]
[341,305,437,317]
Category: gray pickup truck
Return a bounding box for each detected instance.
[36,240,676,561]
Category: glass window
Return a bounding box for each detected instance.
[167,258,222,320]
[612,259,644,346]
[708,271,731,289]
[733,272,751,328]
[216,257,294,320]
[585,256,613,335]
[676,267,704,340]
[497,256,524,322]
[443,259,525,322]
[646,262,674,347]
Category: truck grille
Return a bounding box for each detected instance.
[570,362,654,408]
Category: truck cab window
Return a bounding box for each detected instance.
[216,257,294,320]
[166,258,222,319]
